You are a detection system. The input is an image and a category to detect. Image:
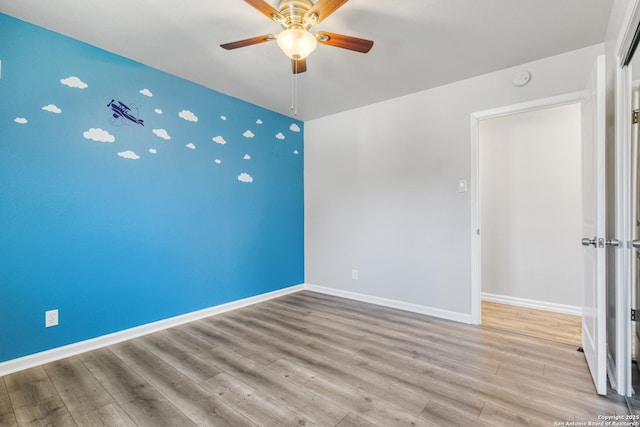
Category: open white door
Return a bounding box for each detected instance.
[581,54,607,396]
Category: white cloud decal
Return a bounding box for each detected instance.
[243,154,251,160]
[149,148,157,154]
[153,129,171,140]
[275,132,285,140]
[42,104,62,114]
[139,88,153,97]
[14,117,27,124]
[290,123,301,132]
[213,136,226,145]
[243,130,255,138]
[220,116,227,121]
[83,128,115,143]
[215,159,222,164]
[256,119,263,124]
[238,173,253,183]
[179,110,198,122]
[186,143,196,150]
[118,150,140,160]
[294,150,299,155]
[155,108,163,114]
[60,76,88,89]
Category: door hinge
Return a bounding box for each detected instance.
[634,109,639,124]
[632,309,638,322]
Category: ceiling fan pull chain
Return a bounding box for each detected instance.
[291,69,298,116]
[290,64,294,112]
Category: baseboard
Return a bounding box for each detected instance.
[481,292,582,316]
[305,284,472,324]
[0,284,305,377]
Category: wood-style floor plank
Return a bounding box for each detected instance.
[0,290,633,426]
[482,301,582,346]
[0,379,17,427]
[12,395,77,427]
[71,403,136,427]
[266,357,433,427]
[218,309,429,416]
[44,356,116,419]
[111,340,254,427]
[201,345,350,426]
[4,366,58,410]
[203,372,316,427]
[335,412,378,427]
[139,332,223,384]
[80,347,201,427]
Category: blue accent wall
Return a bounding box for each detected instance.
[0,14,304,363]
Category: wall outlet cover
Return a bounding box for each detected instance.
[45,309,58,328]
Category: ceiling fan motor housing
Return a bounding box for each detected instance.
[277,0,315,29]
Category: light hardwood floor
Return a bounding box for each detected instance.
[0,291,633,426]
[481,301,582,346]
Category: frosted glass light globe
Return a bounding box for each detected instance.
[277,28,317,60]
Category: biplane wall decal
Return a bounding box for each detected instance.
[107,99,144,126]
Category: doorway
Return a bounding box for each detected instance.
[470,96,585,317]
[476,102,583,345]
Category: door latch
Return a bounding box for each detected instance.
[606,239,621,247]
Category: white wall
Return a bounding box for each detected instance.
[479,103,583,308]
[305,44,604,321]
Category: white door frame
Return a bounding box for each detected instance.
[470,92,582,325]
[614,0,640,398]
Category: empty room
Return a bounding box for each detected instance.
[1,0,640,425]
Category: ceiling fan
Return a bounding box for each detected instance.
[221,0,374,74]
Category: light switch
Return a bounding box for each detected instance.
[458,179,468,193]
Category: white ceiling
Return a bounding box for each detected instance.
[0,0,613,121]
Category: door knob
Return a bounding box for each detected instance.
[633,240,640,250]
[582,237,597,247]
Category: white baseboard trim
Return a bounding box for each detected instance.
[0,284,305,377]
[481,292,582,316]
[305,284,472,324]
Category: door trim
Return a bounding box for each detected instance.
[614,0,640,398]
[470,92,583,326]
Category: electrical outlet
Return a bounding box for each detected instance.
[45,309,58,328]
[352,269,359,280]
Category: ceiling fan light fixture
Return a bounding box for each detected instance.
[277,28,317,60]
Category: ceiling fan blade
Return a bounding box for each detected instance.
[243,0,285,22]
[316,31,374,53]
[292,58,307,74]
[220,34,276,50]
[304,0,349,24]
